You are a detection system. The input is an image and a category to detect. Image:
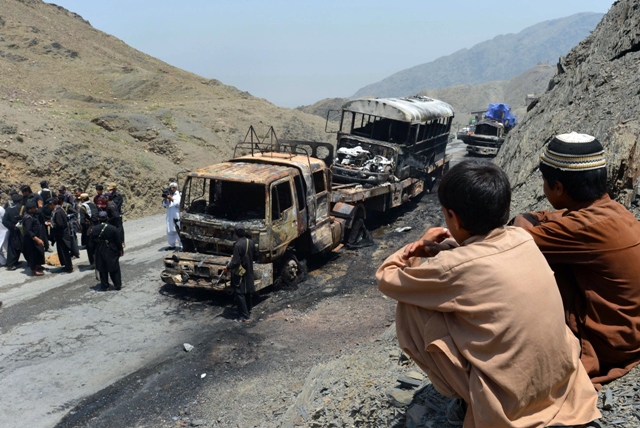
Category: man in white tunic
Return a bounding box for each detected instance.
[0,203,8,266]
[162,182,182,250]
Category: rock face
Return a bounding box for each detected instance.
[497,0,640,217]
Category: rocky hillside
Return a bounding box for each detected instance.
[353,13,603,98]
[496,0,640,217]
[297,63,555,131]
[0,0,330,218]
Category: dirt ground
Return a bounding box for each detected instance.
[46,191,446,428]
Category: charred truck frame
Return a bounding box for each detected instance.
[329,96,453,217]
[161,96,453,292]
[161,128,346,292]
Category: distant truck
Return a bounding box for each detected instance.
[161,96,454,292]
[462,103,516,156]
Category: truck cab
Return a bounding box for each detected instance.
[161,137,345,291]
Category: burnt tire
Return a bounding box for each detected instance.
[346,218,372,248]
[277,253,307,289]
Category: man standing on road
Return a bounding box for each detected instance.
[222,224,258,323]
[3,194,25,270]
[91,211,123,291]
[162,182,182,250]
[79,193,98,266]
[94,184,107,212]
[104,192,125,245]
[49,198,74,273]
[37,180,55,202]
[0,201,8,266]
[108,183,124,215]
[57,186,75,205]
[21,185,43,208]
[22,200,45,276]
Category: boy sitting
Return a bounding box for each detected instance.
[513,132,640,386]
[377,160,600,427]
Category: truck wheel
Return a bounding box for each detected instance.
[279,253,307,288]
[347,218,372,247]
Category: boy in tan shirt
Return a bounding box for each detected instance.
[377,160,600,427]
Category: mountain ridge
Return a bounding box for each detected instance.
[352,12,603,98]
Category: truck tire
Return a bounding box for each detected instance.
[347,218,372,248]
[278,253,307,288]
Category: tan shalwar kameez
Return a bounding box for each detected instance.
[525,194,640,385]
[377,227,600,428]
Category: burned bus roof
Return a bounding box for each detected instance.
[187,161,292,185]
[342,96,454,124]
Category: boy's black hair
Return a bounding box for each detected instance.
[539,163,607,201]
[438,160,511,235]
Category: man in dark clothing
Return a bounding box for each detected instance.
[48,198,74,273]
[22,184,50,252]
[222,224,258,322]
[79,193,98,266]
[107,183,124,215]
[38,180,56,202]
[38,181,55,252]
[22,200,45,276]
[2,194,25,270]
[104,192,125,245]
[91,211,123,291]
[73,188,83,206]
[58,185,74,205]
[94,185,107,211]
[21,185,43,208]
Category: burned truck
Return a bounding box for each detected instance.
[329,96,453,213]
[161,129,346,292]
[464,103,517,156]
[162,95,454,292]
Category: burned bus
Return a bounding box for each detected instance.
[331,96,454,186]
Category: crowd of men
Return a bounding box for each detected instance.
[0,180,124,290]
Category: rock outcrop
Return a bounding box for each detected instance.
[497,0,640,218]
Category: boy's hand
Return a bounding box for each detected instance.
[402,227,451,260]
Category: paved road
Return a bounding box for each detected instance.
[0,215,220,428]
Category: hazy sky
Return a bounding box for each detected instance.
[46,0,615,108]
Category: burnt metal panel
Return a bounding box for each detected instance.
[161,252,273,291]
[188,162,291,185]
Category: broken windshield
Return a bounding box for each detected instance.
[183,177,266,222]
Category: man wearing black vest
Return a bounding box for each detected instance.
[2,194,25,270]
[22,200,45,276]
[222,224,258,322]
[91,211,123,291]
[48,198,74,273]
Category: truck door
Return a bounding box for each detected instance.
[292,172,308,234]
[269,177,298,256]
[313,169,329,221]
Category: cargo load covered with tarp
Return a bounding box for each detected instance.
[485,103,517,128]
